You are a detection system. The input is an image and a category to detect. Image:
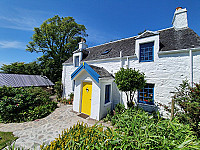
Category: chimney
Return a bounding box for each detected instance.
[78,38,87,51]
[172,7,188,29]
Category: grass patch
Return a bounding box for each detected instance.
[0,131,18,149]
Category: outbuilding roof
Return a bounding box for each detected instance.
[0,73,54,88]
[65,27,200,64]
[71,62,113,83]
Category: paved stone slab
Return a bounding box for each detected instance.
[0,105,111,150]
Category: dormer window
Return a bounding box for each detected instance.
[75,56,79,67]
[101,48,112,55]
[139,42,154,62]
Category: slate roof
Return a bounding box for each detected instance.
[89,65,114,78]
[0,73,54,88]
[65,27,200,64]
[136,31,159,39]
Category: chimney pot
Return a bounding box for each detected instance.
[176,7,182,11]
[172,7,188,30]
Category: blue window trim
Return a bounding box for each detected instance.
[75,56,79,67]
[138,84,154,105]
[139,42,154,62]
[105,84,111,104]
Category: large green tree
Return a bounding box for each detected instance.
[114,68,146,107]
[0,62,41,75]
[26,15,87,82]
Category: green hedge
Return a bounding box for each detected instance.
[0,86,57,123]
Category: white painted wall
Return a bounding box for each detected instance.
[99,78,114,119]
[172,8,188,29]
[72,70,101,120]
[62,49,200,118]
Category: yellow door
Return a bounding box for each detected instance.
[81,82,92,115]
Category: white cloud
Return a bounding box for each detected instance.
[0,7,49,31]
[0,41,25,49]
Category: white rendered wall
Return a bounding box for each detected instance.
[63,50,200,118]
[99,79,114,119]
[62,64,77,99]
[172,8,188,29]
[72,70,101,120]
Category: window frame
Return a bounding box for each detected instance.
[105,84,111,104]
[138,84,154,105]
[139,42,154,62]
[75,56,79,67]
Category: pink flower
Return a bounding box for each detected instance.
[16,104,19,106]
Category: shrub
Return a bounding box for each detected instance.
[41,122,118,150]
[0,86,57,123]
[109,107,200,149]
[59,93,74,105]
[43,108,200,149]
[162,80,200,137]
[114,68,146,107]
[54,80,63,99]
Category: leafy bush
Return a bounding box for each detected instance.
[0,86,57,123]
[41,122,118,150]
[42,108,199,149]
[54,80,63,99]
[109,108,200,149]
[58,92,74,105]
[162,80,200,137]
[114,68,146,107]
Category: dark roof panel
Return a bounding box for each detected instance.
[0,74,54,87]
[64,27,200,63]
[159,28,200,51]
[89,65,114,78]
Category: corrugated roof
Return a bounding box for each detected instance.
[0,73,54,87]
[64,27,200,64]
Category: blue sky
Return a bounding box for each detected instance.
[0,0,200,67]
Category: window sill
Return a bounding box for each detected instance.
[138,101,154,105]
[104,102,111,107]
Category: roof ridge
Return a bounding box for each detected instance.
[87,36,137,50]
[87,27,175,50]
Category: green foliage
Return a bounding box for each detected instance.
[0,132,18,149]
[162,80,200,137]
[54,80,63,99]
[0,86,57,123]
[41,122,119,150]
[42,108,200,149]
[114,103,125,114]
[26,15,87,82]
[114,68,146,106]
[58,93,74,105]
[0,62,41,75]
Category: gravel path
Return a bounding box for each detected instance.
[0,104,110,149]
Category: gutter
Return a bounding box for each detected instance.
[158,47,200,55]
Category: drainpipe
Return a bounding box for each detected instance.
[189,49,193,87]
[126,57,129,68]
[120,51,123,68]
[120,51,123,104]
[62,67,66,98]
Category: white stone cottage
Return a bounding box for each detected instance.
[62,7,200,120]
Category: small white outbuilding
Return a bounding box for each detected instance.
[71,62,115,120]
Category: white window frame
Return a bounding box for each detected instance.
[135,34,159,62]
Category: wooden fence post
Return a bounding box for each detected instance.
[170,99,175,121]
